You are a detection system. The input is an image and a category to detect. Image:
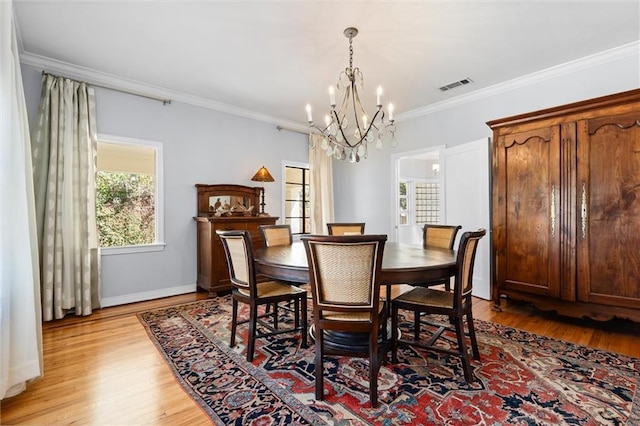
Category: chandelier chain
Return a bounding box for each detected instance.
[349,36,354,72]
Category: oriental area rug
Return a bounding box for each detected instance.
[138,296,639,425]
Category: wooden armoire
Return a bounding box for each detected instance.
[489,89,640,322]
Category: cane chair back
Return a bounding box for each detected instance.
[423,224,462,250]
[326,222,366,236]
[259,224,293,247]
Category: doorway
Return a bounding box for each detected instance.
[391,139,491,300]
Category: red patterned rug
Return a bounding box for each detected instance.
[138,296,639,425]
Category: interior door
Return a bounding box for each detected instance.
[443,138,491,299]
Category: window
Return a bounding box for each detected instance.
[415,182,440,224]
[399,180,440,226]
[399,180,409,225]
[96,134,164,254]
[284,164,310,234]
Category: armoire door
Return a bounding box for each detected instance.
[576,111,640,310]
[494,125,562,298]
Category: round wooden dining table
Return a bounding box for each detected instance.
[254,240,457,351]
[254,240,457,286]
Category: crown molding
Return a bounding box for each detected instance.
[19,51,305,130]
[19,40,639,128]
[397,40,640,122]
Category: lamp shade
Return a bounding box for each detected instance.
[251,166,275,182]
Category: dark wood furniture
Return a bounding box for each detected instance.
[217,230,307,362]
[392,229,486,383]
[194,184,277,294]
[254,241,457,286]
[489,89,640,322]
[302,234,388,408]
[326,222,366,235]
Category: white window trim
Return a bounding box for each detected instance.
[97,133,165,255]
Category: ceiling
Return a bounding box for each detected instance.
[14,1,640,129]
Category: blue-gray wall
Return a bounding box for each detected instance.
[21,64,308,305]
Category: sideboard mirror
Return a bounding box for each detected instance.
[195,184,262,216]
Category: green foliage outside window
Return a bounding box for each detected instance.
[96,171,155,247]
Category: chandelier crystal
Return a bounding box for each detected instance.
[306,27,397,163]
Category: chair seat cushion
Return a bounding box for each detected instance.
[394,287,452,309]
[238,280,306,298]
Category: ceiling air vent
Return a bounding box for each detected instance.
[439,77,473,92]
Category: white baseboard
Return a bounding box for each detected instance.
[100,284,198,308]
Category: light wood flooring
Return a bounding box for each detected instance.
[1,290,639,425]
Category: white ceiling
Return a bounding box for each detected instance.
[14,1,640,128]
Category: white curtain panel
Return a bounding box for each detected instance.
[31,74,101,321]
[309,134,334,234]
[0,0,43,399]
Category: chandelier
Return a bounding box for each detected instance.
[305,27,397,163]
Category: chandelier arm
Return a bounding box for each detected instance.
[334,112,355,148]
[334,88,355,148]
[364,109,382,137]
[350,80,363,139]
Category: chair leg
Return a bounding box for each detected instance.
[230,298,238,348]
[391,305,399,364]
[453,316,473,382]
[315,329,324,401]
[300,296,308,348]
[247,303,258,362]
[272,303,279,330]
[466,311,480,361]
[294,298,300,328]
[413,310,421,341]
[369,331,379,408]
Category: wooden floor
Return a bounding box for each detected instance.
[2,290,639,425]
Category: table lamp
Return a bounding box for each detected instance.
[251,166,274,216]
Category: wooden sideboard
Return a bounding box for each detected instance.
[194,184,277,295]
[488,88,640,322]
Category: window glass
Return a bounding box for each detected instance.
[284,164,310,234]
[96,137,163,250]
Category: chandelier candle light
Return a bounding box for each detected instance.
[306,27,397,163]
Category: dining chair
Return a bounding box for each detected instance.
[302,234,388,408]
[391,228,486,382]
[216,229,308,362]
[259,224,293,247]
[326,222,366,236]
[259,224,304,315]
[384,224,461,321]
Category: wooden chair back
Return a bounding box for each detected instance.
[216,230,257,297]
[423,224,462,250]
[259,224,293,247]
[326,222,366,236]
[453,228,486,307]
[304,235,385,316]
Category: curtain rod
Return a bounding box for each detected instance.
[276,125,310,136]
[42,71,172,105]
